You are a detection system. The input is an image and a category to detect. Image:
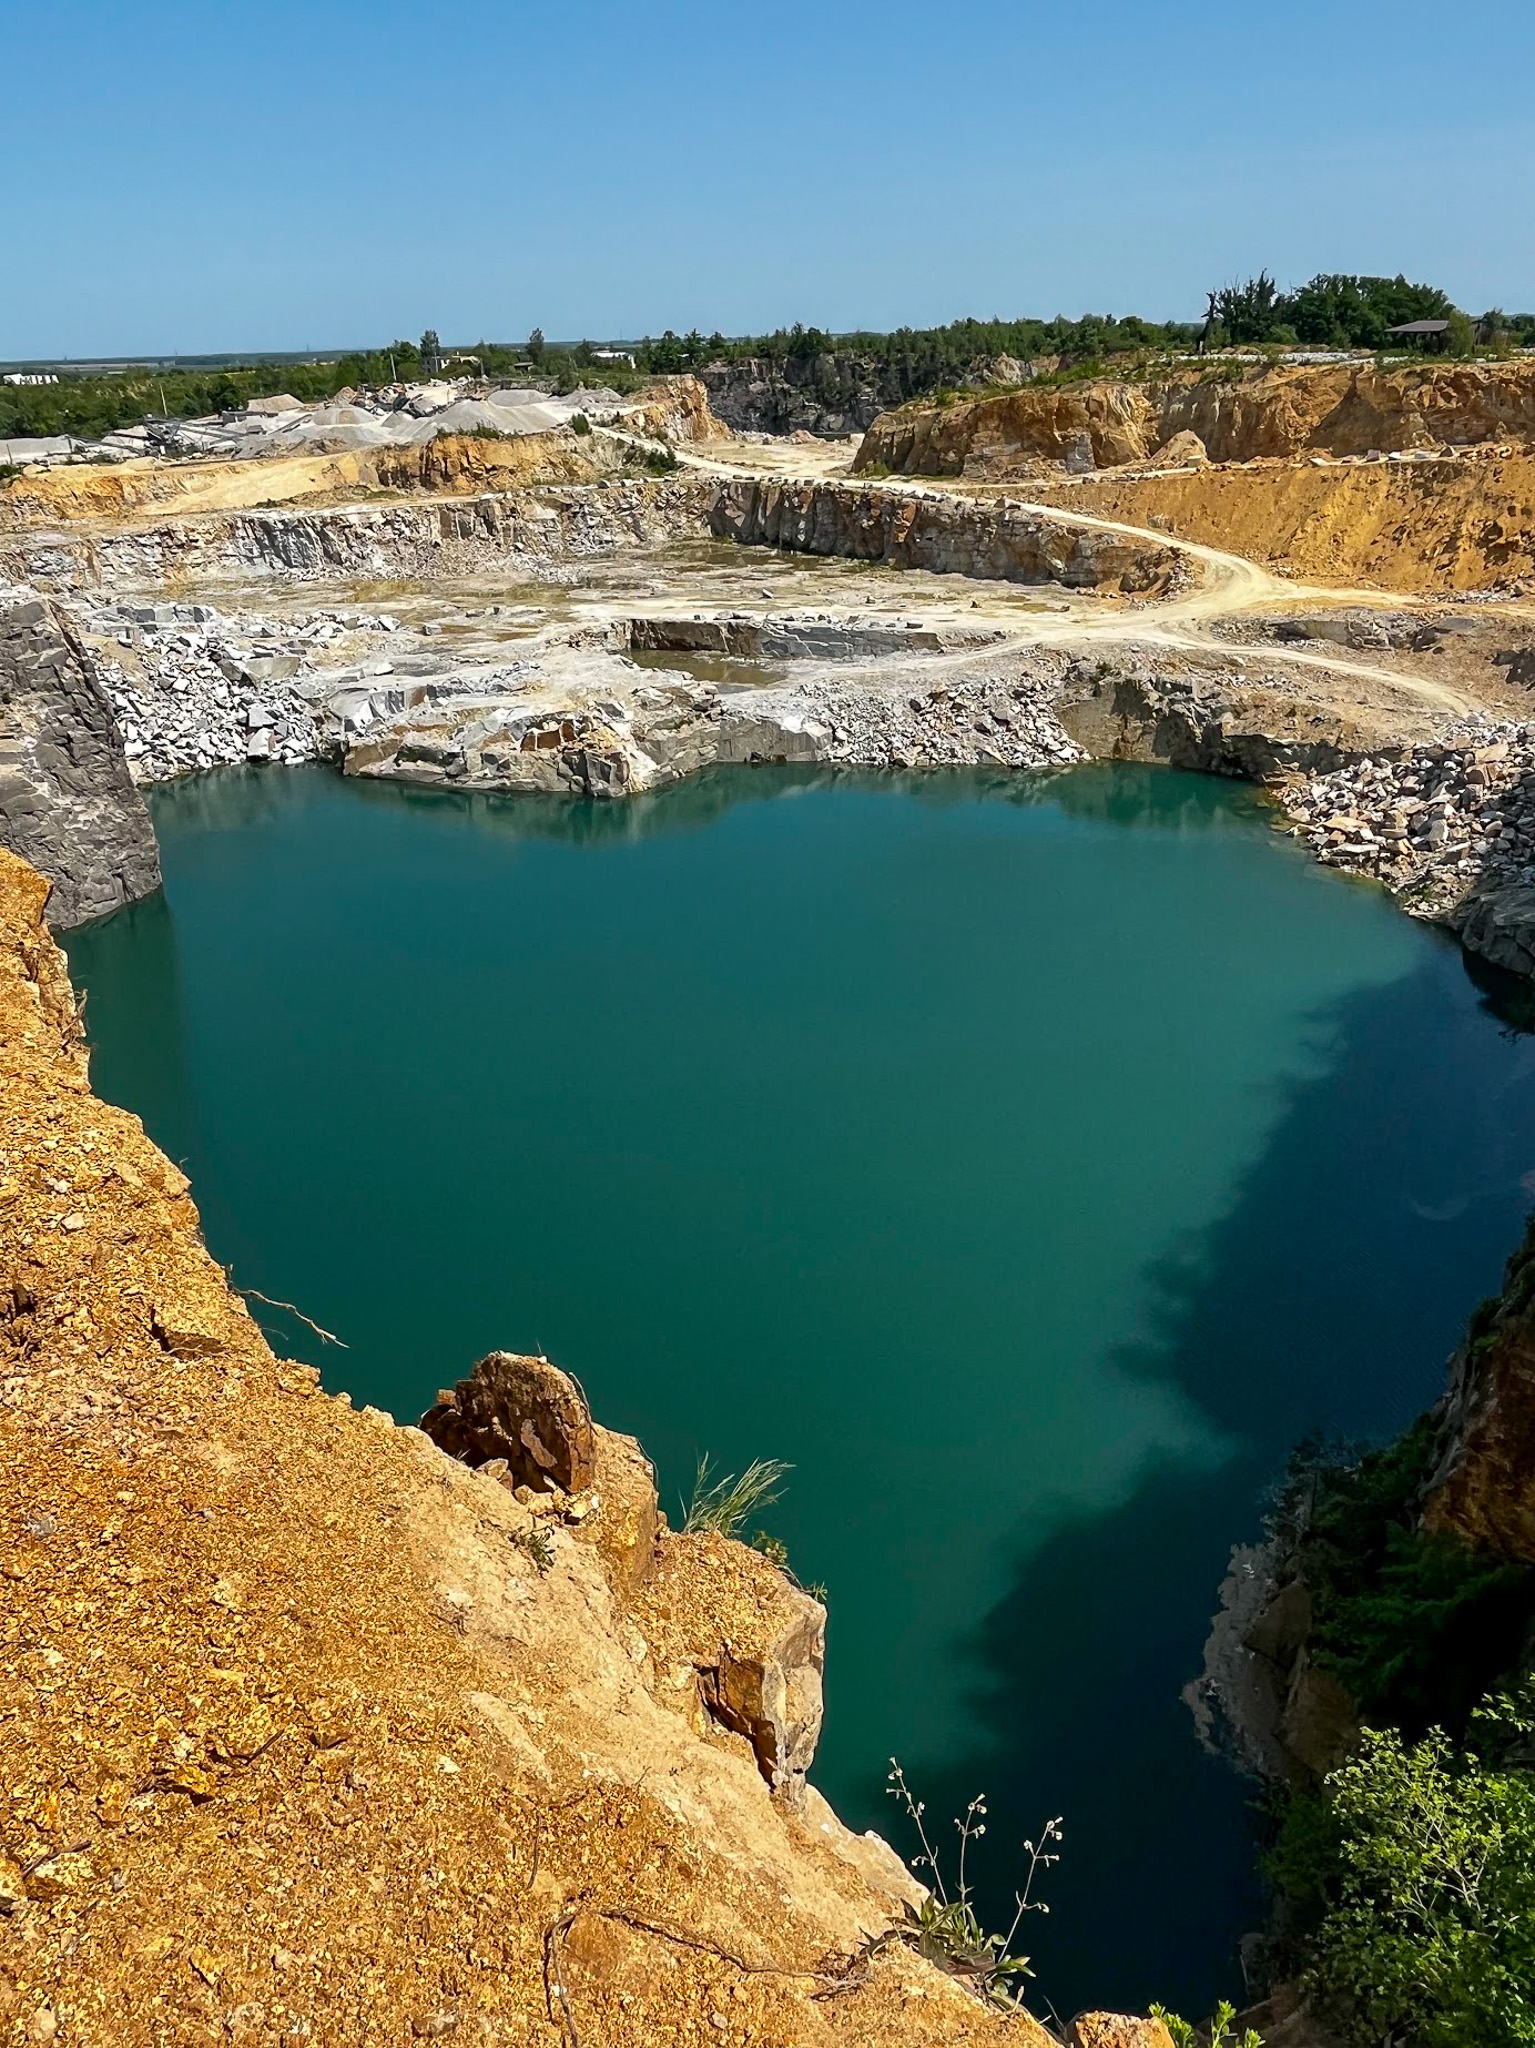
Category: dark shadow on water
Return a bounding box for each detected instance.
[868,940,1535,2020]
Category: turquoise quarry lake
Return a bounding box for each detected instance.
[65,762,1535,2015]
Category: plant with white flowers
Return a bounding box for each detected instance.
[884,1761,1062,2009]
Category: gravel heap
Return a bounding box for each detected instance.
[1287,716,1535,895]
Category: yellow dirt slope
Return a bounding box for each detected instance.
[0,433,609,529]
[1034,453,1535,592]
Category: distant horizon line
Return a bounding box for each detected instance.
[1,316,1209,374]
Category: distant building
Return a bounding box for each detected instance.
[3,372,60,386]
[1385,320,1452,350]
[591,349,635,366]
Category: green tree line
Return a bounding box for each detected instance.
[1209,270,1535,353]
[9,283,1533,448]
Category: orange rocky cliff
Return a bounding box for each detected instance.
[0,845,1117,2046]
[853,358,1535,481]
[1425,1219,1535,1560]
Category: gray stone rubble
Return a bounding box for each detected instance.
[81,599,351,781]
[1285,719,1535,972]
[721,663,1082,773]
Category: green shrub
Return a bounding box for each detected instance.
[1149,1999,1262,2048]
[1446,311,1477,359]
[623,441,678,475]
[1295,1690,1535,2047]
[1317,1527,1531,1733]
[569,411,591,436]
[1283,1418,1535,1738]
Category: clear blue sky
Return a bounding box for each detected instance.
[7,0,1532,358]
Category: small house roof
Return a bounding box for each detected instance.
[1386,320,1452,336]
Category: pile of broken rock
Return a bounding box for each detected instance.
[1287,719,1535,890]
[81,600,335,779]
[1284,716,1535,973]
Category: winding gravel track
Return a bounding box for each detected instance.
[672,438,1470,714]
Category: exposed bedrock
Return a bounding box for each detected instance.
[7,476,714,592]
[418,1348,827,1802]
[855,358,1535,480]
[1425,1220,1535,1561]
[0,591,160,927]
[1056,655,1405,780]
[421,1349,599,1496]
[699,353,915,438]
[624,613,1003,661]
[337,644,1085,797]
[708,477,1178,592]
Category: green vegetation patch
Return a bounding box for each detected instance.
[1282,1420,1535,1737]
[1275,1691,1535,2047]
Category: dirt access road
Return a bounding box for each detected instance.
[672,435,1473,716]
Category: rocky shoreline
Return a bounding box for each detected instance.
[1282,722,1535,974]
[7,459,1535,1003]
[13,550,1535,992]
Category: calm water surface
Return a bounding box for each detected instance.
[66,762,1535,2015]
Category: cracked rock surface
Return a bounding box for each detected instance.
[0,589,160,928]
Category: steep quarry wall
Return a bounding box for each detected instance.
[1031,454,1535,592]
[700,355,915,438]
[856,358,1535,480]
[708,477,1178,593]
[621,375,731,445]
[0,846,1062,2048]
[1425,1221,1535,1559]
[0,592,160,928]
[6,476,714,592]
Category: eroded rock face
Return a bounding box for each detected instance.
[1190,1549,1361,1786]
[700,1587,827,1799]
[709,478,1176,593]
[1425,1221,1535,1560]
[855,357,1535,481]
[420,1349,596,1493]
[701,354,916,438]
[1056,654,1401,782]
[0,591,160,927]
[634,1527,829,1804]
[6,477,713,592]
[342,679,723,799]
